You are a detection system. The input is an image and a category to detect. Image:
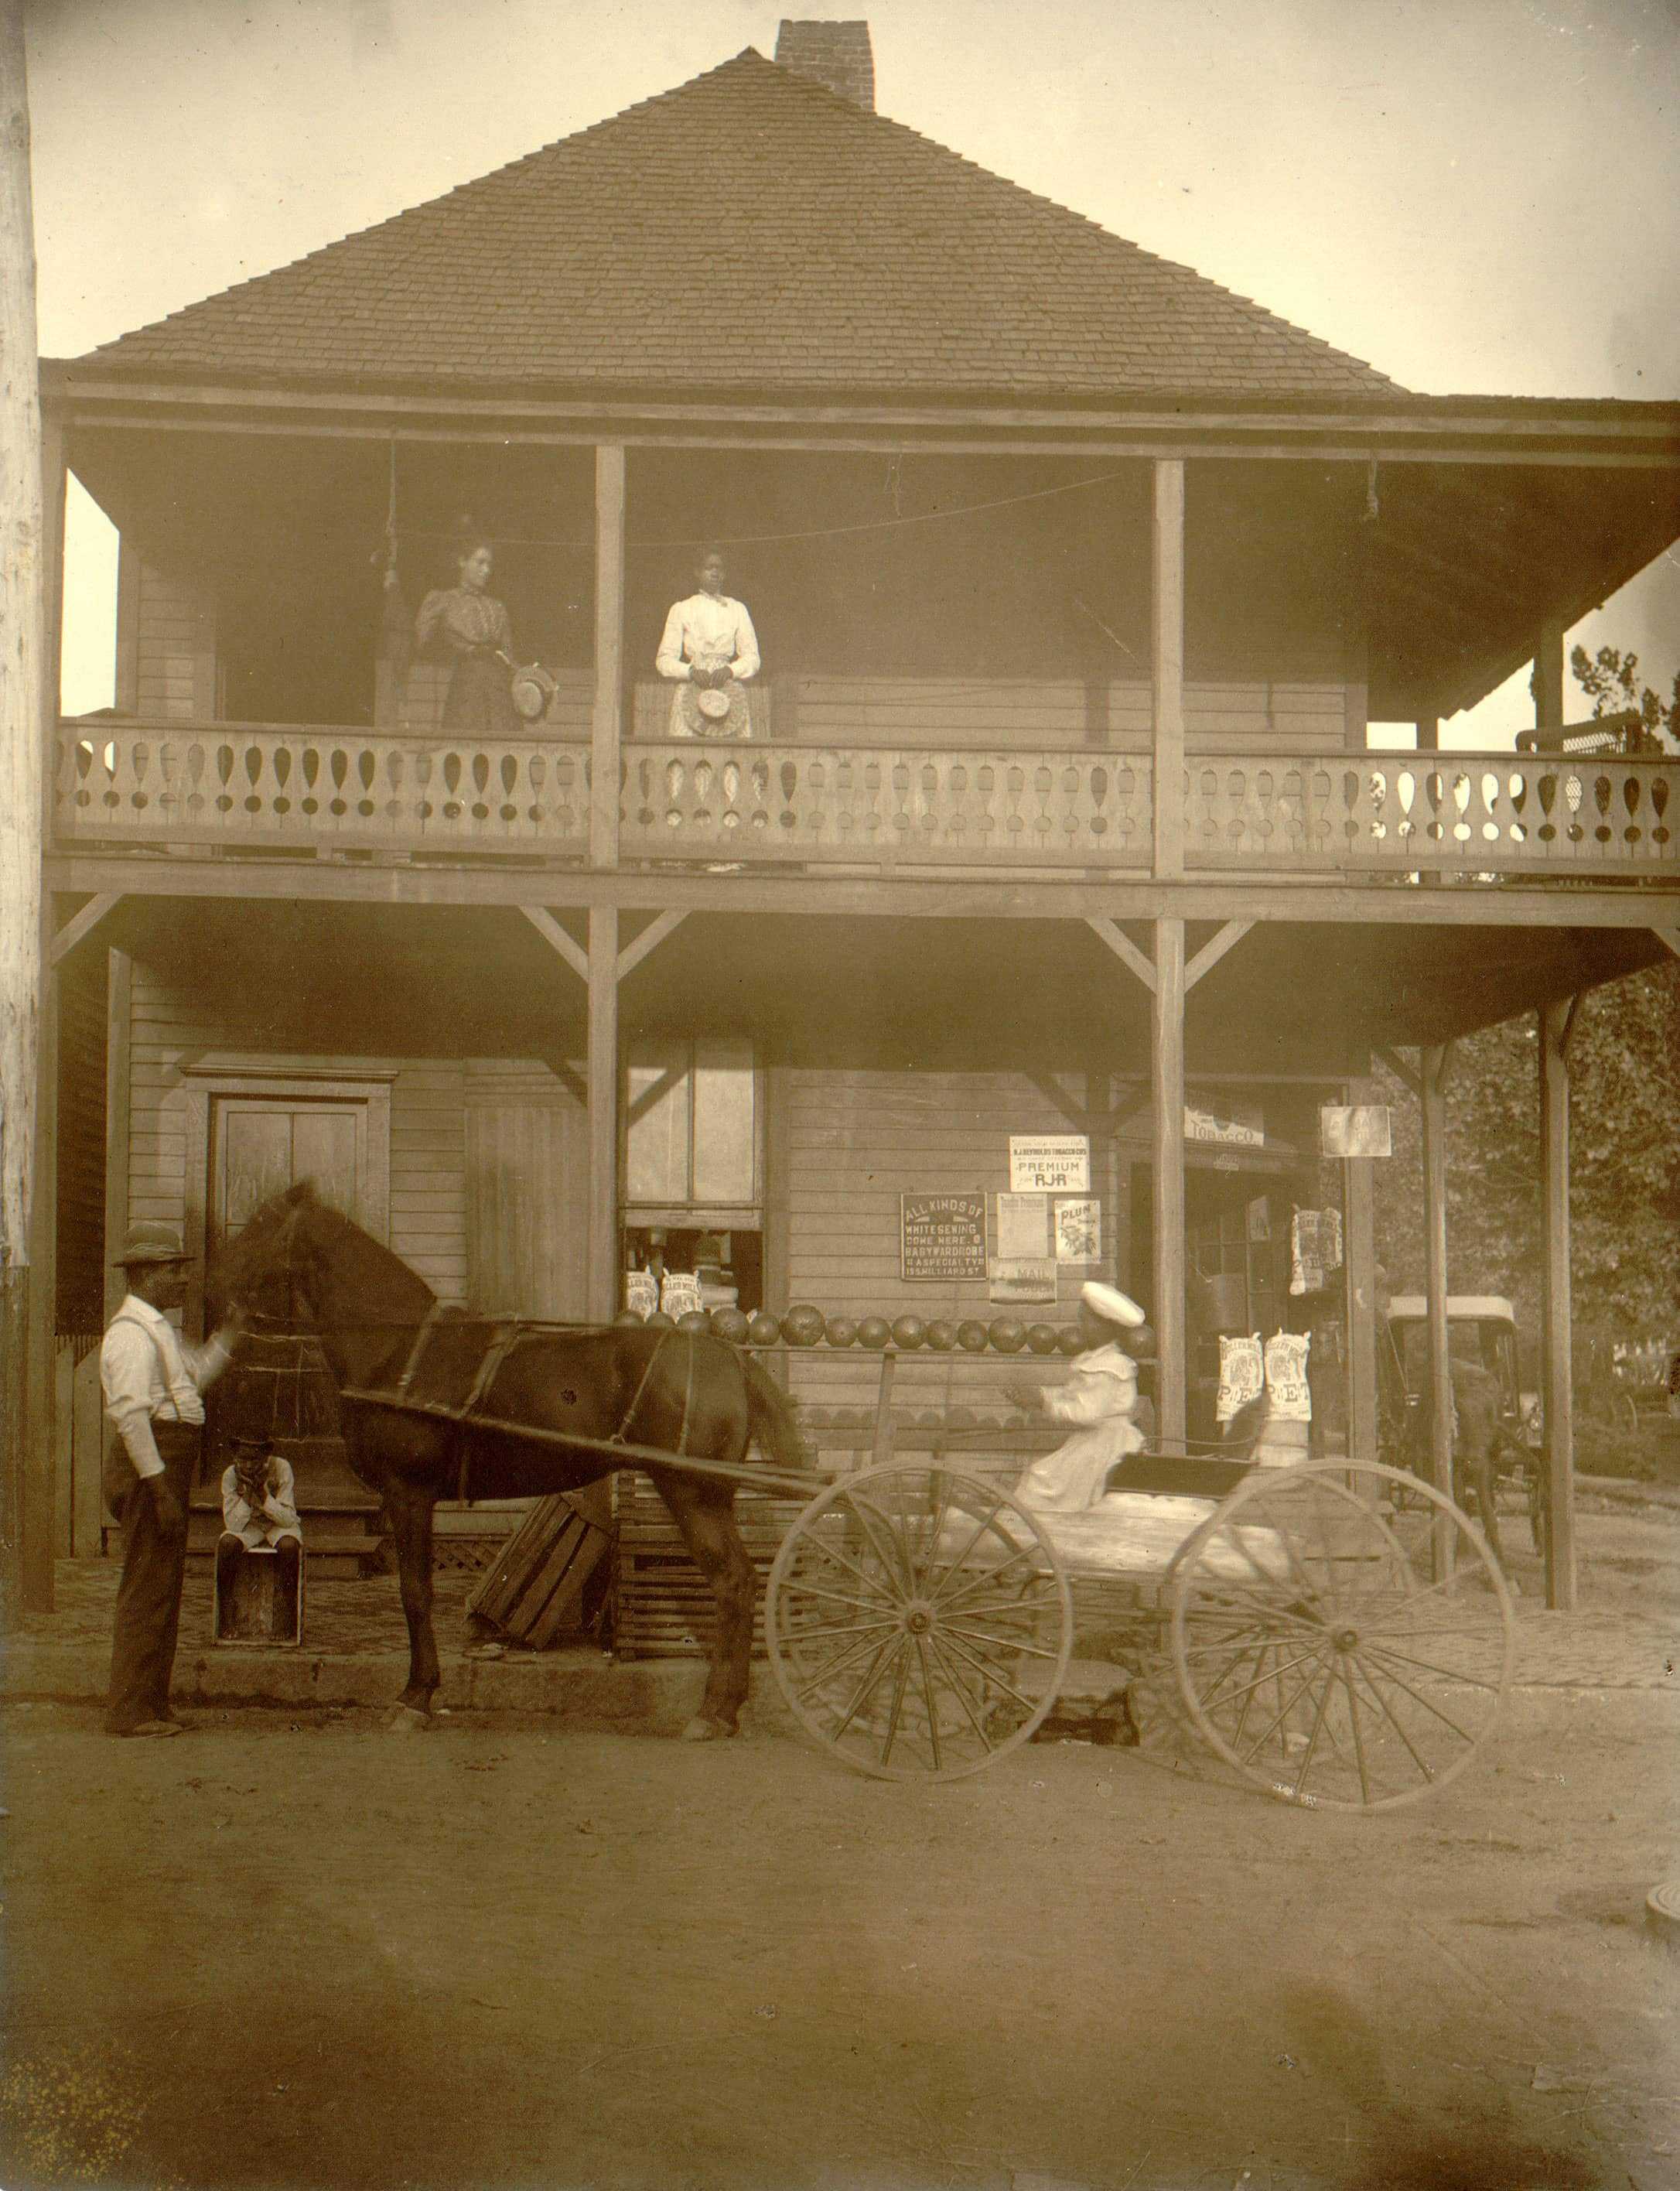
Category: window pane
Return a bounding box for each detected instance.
[626,1046,691,1205]
[692,1041,756,1205]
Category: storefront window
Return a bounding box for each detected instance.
[625,1037,758,1215]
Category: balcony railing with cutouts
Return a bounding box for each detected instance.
[56,718,1677,880]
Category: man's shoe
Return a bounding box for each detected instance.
[113,1719,182,1738]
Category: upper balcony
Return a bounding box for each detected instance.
[46,432,1680,894]
[56,678,1678,884]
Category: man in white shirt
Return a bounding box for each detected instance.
[101,1223,244,1736]
[655,549,760,740]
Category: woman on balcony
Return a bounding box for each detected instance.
[656,548,760,739]
[415,521,522,736]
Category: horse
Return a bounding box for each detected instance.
[1403,1358,1531,1584]
[212,1181,808,1735]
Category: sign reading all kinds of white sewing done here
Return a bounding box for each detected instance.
[1008,1135,1090,1192]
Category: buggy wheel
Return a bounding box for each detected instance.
[1166,1459,1514,1813]
[765,1463,1073,1781]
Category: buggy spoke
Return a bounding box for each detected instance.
[794,1620,910,1703]
[935,1627,1042,1718]
[783,1578,901,1616]
[1197,1641,1330,1716]
[926,1632,993,1745]
[780,1615,900,1648]
[1238,1651,1332,1765]
[913,1638,944,1773]
[842,1492,917,1594]
[1357,1639,1503,1695]
[940,1621,1064,1662]
[930,1541,1044,1617]
[1347,1654,1436,1786]
[832,1635,908,1741]
[926,1495,1012,1601]
[1287,1657,1338,1798]
[1337,1659,1373,1805]
[878,1642,913,1765]
[1348,1649,1479,1745]
[798,1526,904,1602]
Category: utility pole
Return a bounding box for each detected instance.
[0,0,48,1629]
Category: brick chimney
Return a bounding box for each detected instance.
[773,20,875,110]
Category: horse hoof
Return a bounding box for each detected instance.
[680,1714,738,1743]
[387,1705,430,1735]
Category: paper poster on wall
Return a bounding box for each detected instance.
[995,1191,1051,1261]
[1008,1135,1090,1191]
[900,1193,988,1281]
[989,1257,1057,1305]
[1320,1105,1392,1158]
[1053,1198,1101,1263]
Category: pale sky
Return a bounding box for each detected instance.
[22,0,1680,740]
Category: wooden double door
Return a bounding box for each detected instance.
[196,1078,391,1497]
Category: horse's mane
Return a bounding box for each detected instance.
[215,1179,436,1324]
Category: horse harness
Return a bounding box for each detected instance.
[390,1310,698,1504]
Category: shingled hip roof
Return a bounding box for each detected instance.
[84,48,1400,402]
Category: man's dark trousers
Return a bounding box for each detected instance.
[106,1423,200,1732]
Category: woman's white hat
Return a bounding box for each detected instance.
[1080,1280,1146,1328]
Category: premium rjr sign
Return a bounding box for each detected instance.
[900,1193,988,1280]
[1007,1137,1090,1192]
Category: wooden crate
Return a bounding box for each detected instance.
[465,1492,611,1648]
[613,1479,806,1661]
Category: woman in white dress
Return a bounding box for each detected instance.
[1005,1282,1149,1513]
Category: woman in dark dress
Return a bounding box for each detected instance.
[414,524,521,735]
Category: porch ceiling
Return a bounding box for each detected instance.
[101,897,1667,1072]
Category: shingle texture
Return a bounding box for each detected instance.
[84,50,1401,399]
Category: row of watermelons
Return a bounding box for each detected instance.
[614,1303,1084,1355]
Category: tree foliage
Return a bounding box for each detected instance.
[1371,648,1680,1354]
[1371,962,1680,1356]
[1567,643,1678,752]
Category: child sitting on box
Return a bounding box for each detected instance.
[218,1436,302,1628]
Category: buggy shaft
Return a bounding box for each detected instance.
[340,1386,828,1502]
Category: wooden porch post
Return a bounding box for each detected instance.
[591,443,626,870]
[1419,1045,1455,1574]
[1342,1077,1379,1463]
[586,906,619,1325]
[1151,459,1185,880]
[23,410,67,1612]
[1152,917,1187,1445]
[1539,1000,1577,1610]
[1414,718,1439,753]
[1535,614,1566,737]
[1419,1043,1452,1481]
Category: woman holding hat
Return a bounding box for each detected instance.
[414,521,528,737]
[1004,1280,1150,1513]
[656,548,760,740]
[101,1223,244,1737]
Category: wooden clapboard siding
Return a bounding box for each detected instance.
[463,1060,588,1317]
[781,1066,1137,1425]
[622,676,1351,753]
[55,948,108,1331]
[121,546,218,720]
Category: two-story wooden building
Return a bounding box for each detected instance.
[32,22,1680,1612]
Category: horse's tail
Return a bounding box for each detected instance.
[739,1349,808,1478]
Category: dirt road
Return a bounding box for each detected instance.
[3,1681,1675,2191]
